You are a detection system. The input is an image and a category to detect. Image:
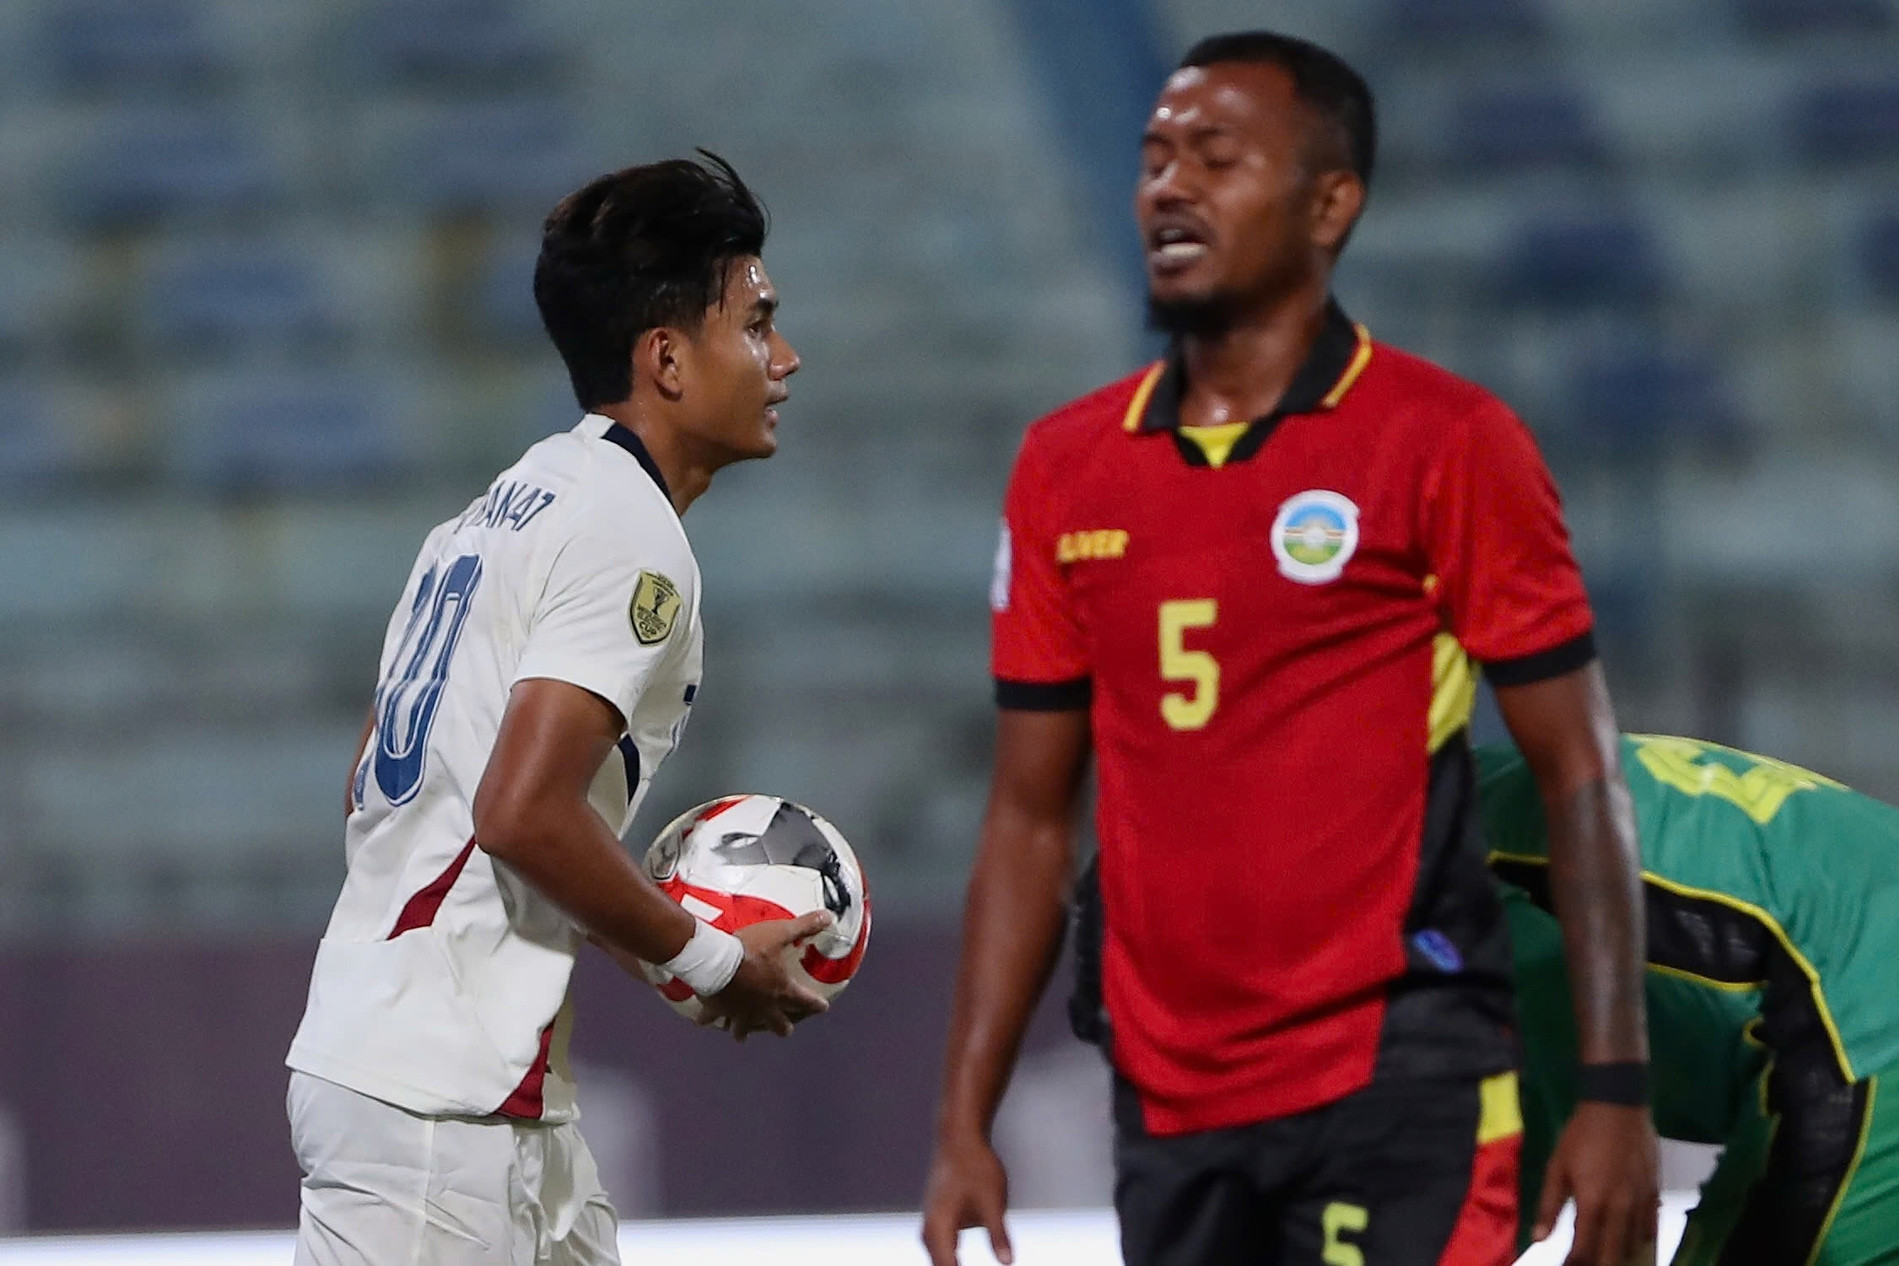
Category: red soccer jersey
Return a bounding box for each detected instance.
[992,303,1595,1136]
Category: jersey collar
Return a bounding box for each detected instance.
[583,413,673,503]
[1121,298,1373,438]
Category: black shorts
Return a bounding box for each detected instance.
[1113,1071,1521,1266]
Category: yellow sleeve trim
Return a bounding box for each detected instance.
[1645,961,1763,993]
[1121,362,1167,433]
[1477,1071,1522,1145]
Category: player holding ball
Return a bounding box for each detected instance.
[284,153,822,1266]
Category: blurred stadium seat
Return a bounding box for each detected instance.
[1787,77,1899,164]
[472,236,544,345]
[0,383,74,487]
[168,371,408,492]
[1732,0,1893,38]
[1565,345,1742,454]
[63,108,279,227]
[1379,0,1546,46]
[1444,82,1608,174]
[1496,212,1667,308]
[1860,207,1899,302]
[142,239,344,354]
[42,0,228,94]
[358,0,560,87]
[389,99,593,215]
[0,238,80,358]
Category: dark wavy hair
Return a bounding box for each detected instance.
[534,150,768,410]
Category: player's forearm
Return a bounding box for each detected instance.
[1495,663,1650,1066]
[344,708,375,817]
[1543,773,1650,1065]
[477,798,696,965]
[934,806,1073,1144]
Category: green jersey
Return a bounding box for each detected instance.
[1478,733,1899,1085]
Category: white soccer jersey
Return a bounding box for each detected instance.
[287,413,702,1124]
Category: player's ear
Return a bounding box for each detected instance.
[637,327,687,402]
[1309,170,1364,256]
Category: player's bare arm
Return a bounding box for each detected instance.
[344,707,374,817]
[922,707,1090,1266]
[1496,660,1659,1266]
[472,676,828,1039]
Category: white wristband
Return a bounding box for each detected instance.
[660,919,744,996]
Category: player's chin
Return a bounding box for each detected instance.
[732,423,779,462]
[1148,272,1227,313]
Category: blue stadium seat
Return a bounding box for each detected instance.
[393,100,591,215]
[1788,78,1899,164]
[176,374,407,492]
[0,244,77,357]
[1445,83,1606,173]
[1379,0,1546,46]
[1565,346,1741,454]
[144,241,342,353]
[473,238,542,344]
[43,0,226,93]
[65,109,278,227]
[0,383,75,487]
[1862,209,1899,302]
[360,0,559,85]
[1496,213,1666,308]
[1733,0,1892,37]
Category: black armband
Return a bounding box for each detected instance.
[1576,1061,1649,1106]
[1483,629,1597,687]
[995,676,1092,710]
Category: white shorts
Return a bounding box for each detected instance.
[288,1071,620,1266]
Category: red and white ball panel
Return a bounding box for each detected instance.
[640,794,871,1023]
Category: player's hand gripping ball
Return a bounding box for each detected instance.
[640,795,870,1024]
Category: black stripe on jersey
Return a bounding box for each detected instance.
[616,735,640,806]
[1482,629,1597,687]
[1721,1063,1873,1264]
[1495,860,1871,1264]
[995,676,1092,710]
[598,422,672,502]
[1070,852,1108,1048]
[1492,856,1851,1081]
[1374,731,1517,1083]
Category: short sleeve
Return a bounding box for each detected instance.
[991,429,1090,708]
[513,510,690,726]
[1424,400,1595,683]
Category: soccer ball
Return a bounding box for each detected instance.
[639,794,870,1024]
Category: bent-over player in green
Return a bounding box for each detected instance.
[1479,734,1899,1266]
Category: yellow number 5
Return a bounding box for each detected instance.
[1159,599,1219,730]
[1322,1201,1369,1266]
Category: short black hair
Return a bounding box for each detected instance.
[534,150,768,410]
[1179,31,1376,191]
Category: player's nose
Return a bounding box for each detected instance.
[773,333,801,378]
[1139,162,1203,220]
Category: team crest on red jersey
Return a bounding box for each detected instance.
[1271,490,1360,584]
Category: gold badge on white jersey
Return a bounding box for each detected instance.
[630,570,682,645]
